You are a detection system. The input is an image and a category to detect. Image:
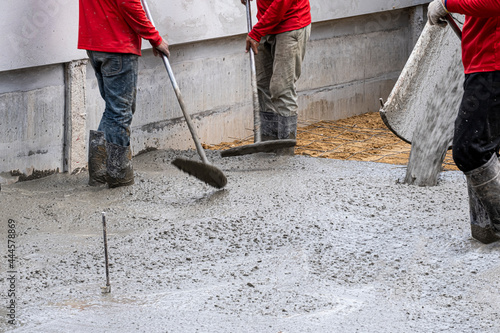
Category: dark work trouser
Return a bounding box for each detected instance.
[453,71,500,172]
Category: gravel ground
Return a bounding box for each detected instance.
[1,149,499,332]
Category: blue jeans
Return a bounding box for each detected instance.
[87,51,139,147]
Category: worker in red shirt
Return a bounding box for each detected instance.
[78,0,169,188]
[242,0,311,154]
[428,0,500,243]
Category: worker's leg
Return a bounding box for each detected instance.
[271,25,311,147]
[88,51,138,147]
[88,51,137,187]
[271,24,310,119]
[255,35,279,140]
[453,71,500,243]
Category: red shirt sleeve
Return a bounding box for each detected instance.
[115,0,163,47]
[249,0,294,41]
[446,0,500,17]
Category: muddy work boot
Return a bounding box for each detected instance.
[468,180,500,244]
[88,130,107,186]
[260,111,279,141]
[466,154,500,244]
[275,114,297,156]
[106,142,134,188]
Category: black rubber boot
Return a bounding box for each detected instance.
[88,130,107,186]
[106,142,134,188]
[260,111,279,141]
[276,114,297,155]
[466,154,500,244]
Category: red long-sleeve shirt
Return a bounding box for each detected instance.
[446,0,500,74]
[249,0,311,41]
[78,0,162,56]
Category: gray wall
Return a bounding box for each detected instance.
[0,3,427,182]
[300,10,414,122]
[0,0,429,71]
[0,65,66,180]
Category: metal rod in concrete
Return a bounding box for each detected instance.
[101,212,111,293]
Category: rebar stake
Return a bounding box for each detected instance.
[101,212,111,293]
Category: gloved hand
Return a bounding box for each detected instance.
[428,0,448,27]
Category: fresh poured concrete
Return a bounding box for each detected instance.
[1,6,424,180]
[1,150,499,332]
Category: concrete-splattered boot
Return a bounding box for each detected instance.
[88,130,107,186]
[466,154,500,244]
[467,180,500,244]
[106,142,134,188]
[276,114,297,156]
[260,111,279,141]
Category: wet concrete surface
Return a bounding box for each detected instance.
[1,149,500,332]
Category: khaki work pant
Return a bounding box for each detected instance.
[255,24,311,117]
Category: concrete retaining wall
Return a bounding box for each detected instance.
[0,65,66,182]
[0,0,429,71]
[0,3,427,183]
